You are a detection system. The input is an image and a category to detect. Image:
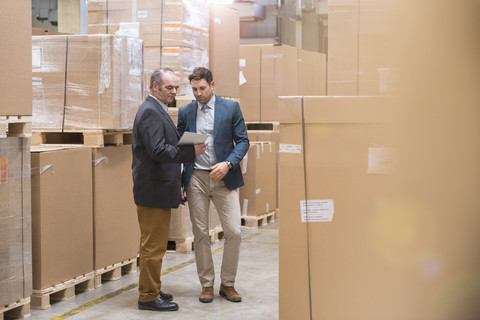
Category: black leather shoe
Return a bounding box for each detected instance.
[159,291,173,302]
[138,298,179,311]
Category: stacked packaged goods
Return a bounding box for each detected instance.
[32,34,144,130]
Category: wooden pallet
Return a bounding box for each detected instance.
[0,297,30,320]
[167,237,194,253]
[209,227,224,244]
[0,116,32,139]
[94,257,137,289]
[31,129,132,147]
[31,272,94,310]
[241,210,277,228]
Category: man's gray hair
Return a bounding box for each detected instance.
[150,68,175,90]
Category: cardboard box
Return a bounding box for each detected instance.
[248,129,280,210]
[327,0,393,96]
[31,146,94,290]
[209,5,240,98]
[169,200,220,241]
[240,141,276,216]
[92,146,139,269]
[297,49,326,96]
[239,44,298,121]
[32,34,144,130]
[0,0,32,116]
[0,137,32,306]
[278,96,405,320]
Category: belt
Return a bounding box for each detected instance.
[194,169,212,172]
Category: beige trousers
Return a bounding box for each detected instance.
[137,205,171,302]
[187,170,242,288]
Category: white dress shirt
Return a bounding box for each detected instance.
[195,95,217,170]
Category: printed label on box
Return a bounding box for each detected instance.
[242,199,248,216]
[300,199,334,222]
[279,144,301,154]
[137,10,148,19]
[368,147,395,174]
[241,152,248,174]
[256,188,261,194]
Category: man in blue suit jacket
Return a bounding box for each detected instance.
[177,67,249,303]
[132,68,206,312]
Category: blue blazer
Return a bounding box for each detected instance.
[177,95,250,191]
[132,96,195,208]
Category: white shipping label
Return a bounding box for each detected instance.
[239,71,247,86]
[300,199,334,222]
[256,188,261,194]
[239,59,246,68]
[266,203,270,213]
[242,199,248,216]
[32,48,42,68]
[242,152,248,174]
[367,147,395,174]
[279,144,301,154]
[137,10,148,19]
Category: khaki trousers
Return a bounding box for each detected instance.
[137,205,171,302]
[187,170,242,288]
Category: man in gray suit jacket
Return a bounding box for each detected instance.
[177,67,249,303]
[132,68,206,312]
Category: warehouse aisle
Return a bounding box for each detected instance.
[30,221,279,320]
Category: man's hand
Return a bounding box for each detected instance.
[180,187,187,205]
[194,142,207,155]
[209,161,229,181]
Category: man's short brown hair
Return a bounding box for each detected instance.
[188,67,213,85]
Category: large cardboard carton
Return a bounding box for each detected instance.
[32,34,144,130]
[278,96,400,320]
[248,129,280,210]
[0,0,32,116]
[297,49,326,96]
[92,146,139,269]
[240,141,276,217]
[31,146,94,290]
[209,5,240,98]
[327,0,393,96]
[0,138,32,306]
[239,44,297,121]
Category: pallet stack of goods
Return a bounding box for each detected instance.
[240,43,327,227]
[0,0,33,318]
[240,141,277,228]
[31,34,144,132]
[278,96,394,319]
[88,0,210,96]
[29,22,143,311]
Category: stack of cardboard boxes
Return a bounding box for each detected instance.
[32,34,144,130]
[0,0,33,316]
[88,0,210,95]
[239,43,327,225]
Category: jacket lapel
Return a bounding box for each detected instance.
[148,96,179,138]
[190,101,198,133]
[213,95,224,141]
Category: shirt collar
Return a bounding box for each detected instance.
[149,94,168,112]
[198,95,215,111]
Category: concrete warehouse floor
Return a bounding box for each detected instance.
[30,221,279,320]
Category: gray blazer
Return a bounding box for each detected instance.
[177,95,249,191]
[132,96,195,208]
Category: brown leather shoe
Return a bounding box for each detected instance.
[199,286,214,303]
[219,284,242,302]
